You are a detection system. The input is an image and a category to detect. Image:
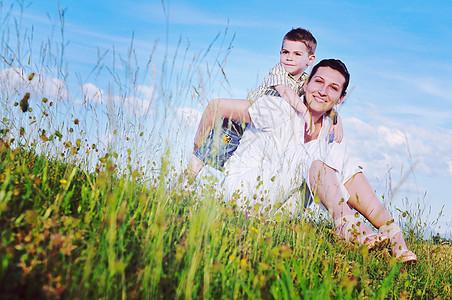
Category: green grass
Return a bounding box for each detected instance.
[1,2,451,298]
[0,138,451,299]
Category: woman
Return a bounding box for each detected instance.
[192,59,417,263]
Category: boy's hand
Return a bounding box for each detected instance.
[329,114,343,143]
[275,84,308,116]
[193,142,200,154]
[193,132,207,153]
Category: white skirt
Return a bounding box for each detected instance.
[222,140,363,217]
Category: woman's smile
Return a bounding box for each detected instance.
[305,66,345,115]
[313,94,326,103]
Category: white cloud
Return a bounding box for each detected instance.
[377,126,406,148]
[130,2,228,26]
[344,115,452,182]
[82,83,104,103]
[448,161,452,177]
[0,67,70,101]
[0,68,154,117]
[0,68,27,91]
[174,107,202,125]
[384,72,452,102]
[345,117,374,138]
[136,85,156,101]
[117,95,153,117]
[417,80,452,102]
[77,82,155,117]
[126,1,283,29]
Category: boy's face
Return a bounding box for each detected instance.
[280,39,315,80]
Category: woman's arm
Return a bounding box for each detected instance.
[193,98,252,153]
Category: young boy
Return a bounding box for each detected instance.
[186,28,342,180]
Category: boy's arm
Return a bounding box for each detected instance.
[328,113,343,143]
[274,84,313,132]
[275,84,344,141]
[193,98,251,153]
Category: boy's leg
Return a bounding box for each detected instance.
[216,119,243,166]
[186,155,205,180]
[199,119,243,169]
[187,118,243,180]
[194,98,251,149]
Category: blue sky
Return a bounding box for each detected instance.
[2,0,451,237]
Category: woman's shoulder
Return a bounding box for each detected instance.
[251,95,292,115]
[249,95,296,129]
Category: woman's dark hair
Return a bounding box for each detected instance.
[307,59,350,97]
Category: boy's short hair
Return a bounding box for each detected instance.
[283,28,317,56]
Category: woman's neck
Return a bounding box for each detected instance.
[305,113,323,143]
[311,112,324,124]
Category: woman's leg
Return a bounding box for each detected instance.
[344,172,392,228]
[344,173,417,262]
[309,160,351,217]
[309,160,376,243]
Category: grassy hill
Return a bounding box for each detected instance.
[0,3,450,298]
[1,137,451,299]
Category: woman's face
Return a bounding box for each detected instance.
[304,66,345,114]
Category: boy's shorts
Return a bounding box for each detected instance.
[194,118,244,170]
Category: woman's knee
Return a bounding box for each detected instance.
[309,160,338,189]
[310,160,324,171]
[309,160,325,188]
[309,160,327,179]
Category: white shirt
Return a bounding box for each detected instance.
[223,96,327,212]
[223,95,363,217]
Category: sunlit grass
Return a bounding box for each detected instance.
[0,1,451,299]
[1,140,451,298]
